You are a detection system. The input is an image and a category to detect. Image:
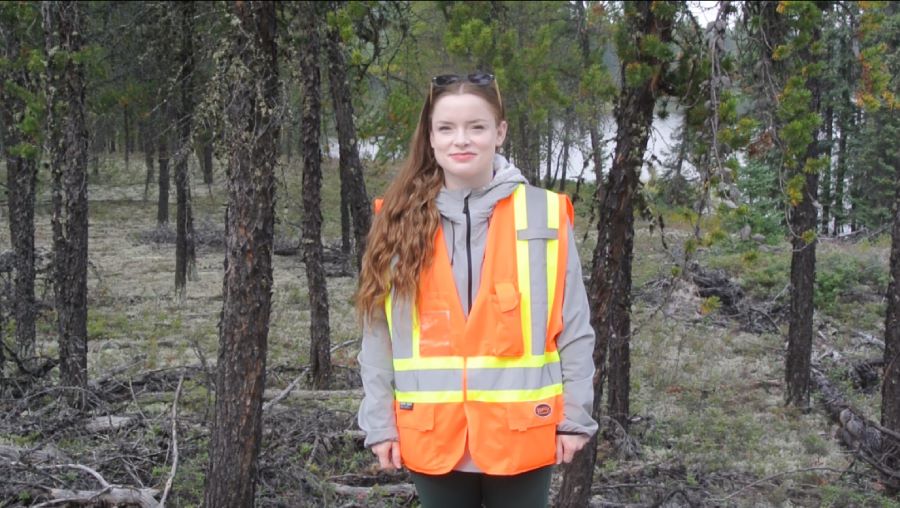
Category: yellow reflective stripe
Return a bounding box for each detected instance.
[384,290,393,336]
[394,390,464,403]
[394,356,465,371]
[467,351,560,369]
[394,352,559,371]
[411,299,420,359]
[546,192,560,337]
[513,185,532,360]
[467,383,563,402]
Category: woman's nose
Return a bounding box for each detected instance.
[453,129,469,145]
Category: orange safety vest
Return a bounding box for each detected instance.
[382,184,574,475]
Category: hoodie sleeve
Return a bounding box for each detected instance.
[357,308,399,447]
[556,224,599,436]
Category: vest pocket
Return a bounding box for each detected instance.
[419,295,454,356]
[395,401,435,432]
[487,282,524,357]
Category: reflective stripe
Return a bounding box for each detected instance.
[467,351,560,369]
[523,185,550,356]
[395,369,464,392]
[394,356,464,371]
[467,365,562,391]
[513,186,533,359]
[467,384,563,403]
[394,390,464,403]
[546,192,560,350]
[395,352,558,371]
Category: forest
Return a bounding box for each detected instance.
[0,1,899,506]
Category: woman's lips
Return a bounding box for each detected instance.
[450,153,476,161]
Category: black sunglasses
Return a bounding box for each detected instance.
[430,73,503,112]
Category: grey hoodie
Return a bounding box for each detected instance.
[357,154,598,471]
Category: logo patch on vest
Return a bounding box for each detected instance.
[399,402,414,410]
[534,403,552,418]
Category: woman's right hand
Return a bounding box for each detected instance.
[371,440,402,470]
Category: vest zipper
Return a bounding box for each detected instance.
[463,195,473,314]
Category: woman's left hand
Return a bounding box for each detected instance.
[555,434,590,464]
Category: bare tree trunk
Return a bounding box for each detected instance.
[558,108,571,192]
[299,2,332,389]
[175,0,197,294]
[544,115,554,188]
[833,104,849,235]
[123,102,132,170]
[157,134,170,226]
[324,14,371,270]
[43,0,89,405]
[820,105,833,234]
[0,21,39,370]
[882,118,900,481]
[204,2,278,507]
[141,121,156,202]
[201,137,214,186]
[784,20,823,410]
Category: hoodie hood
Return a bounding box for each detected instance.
[436,154,528,224]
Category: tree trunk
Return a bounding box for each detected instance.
[123,102,131,170]
[157,135,170,226]
[820,105,833,234]
[882,121,900,478]
[0,22,39,370]
[557,4,612,504]
[43,0,89,405]
[784,20,824,410]
[544,115,554,188]
[299,3,332,389]
[558,109,571,192]
[141,121,156,202]
[833,105,849,235]
[175,1,197,294]
[324,16,371,270]
[201,137,214,186]
[203,3,278,507]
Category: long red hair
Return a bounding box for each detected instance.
[356,78,505,320]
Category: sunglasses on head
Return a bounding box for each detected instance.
[430,73,503,112]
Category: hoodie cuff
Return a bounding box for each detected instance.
[363,428,399,448]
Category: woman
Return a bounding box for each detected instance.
[356,72,597,508]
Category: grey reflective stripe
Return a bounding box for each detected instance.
[394,368,464,392]
[522,185,550,356]
[390,288,414,359]
[517,227,557,240]
[467,364,562,391]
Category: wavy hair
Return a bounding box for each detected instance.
[356,77,505,320]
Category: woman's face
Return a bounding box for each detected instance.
[430,92,507,190]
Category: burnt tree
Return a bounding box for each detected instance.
[43,0,89,402]
[174,0,197,293]
[0,4,40,369]
[324,14,371,270]
[299,2,332,388]
[204,2,279,507]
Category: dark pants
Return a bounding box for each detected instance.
[408,466,553,508]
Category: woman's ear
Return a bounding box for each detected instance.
[496,120,508,147]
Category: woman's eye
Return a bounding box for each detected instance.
[472,125,485,131]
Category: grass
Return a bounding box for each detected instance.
[1,151,897,506]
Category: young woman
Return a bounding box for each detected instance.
[356,72,597,508]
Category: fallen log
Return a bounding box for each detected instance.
[39,486,160,507]
[811,367,900,489]
[329,482,416,499]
